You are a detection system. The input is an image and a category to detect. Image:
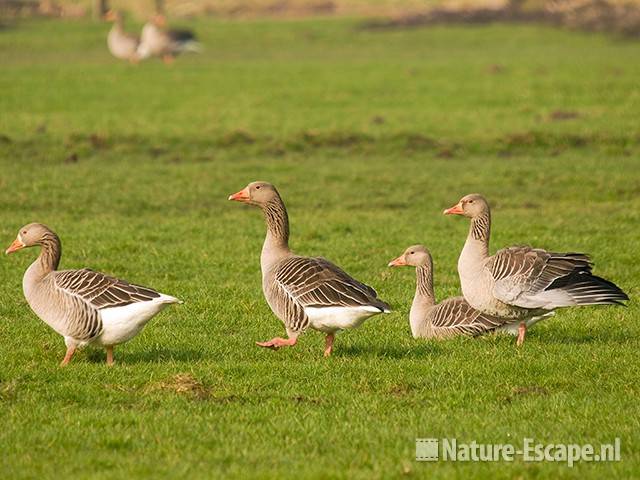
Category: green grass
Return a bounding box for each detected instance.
[0,17,639,479]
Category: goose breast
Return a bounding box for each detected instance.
[107,29,139,59]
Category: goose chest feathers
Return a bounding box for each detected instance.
[105,10,140,62]
[6,223,181,366]
[229,181,390,356]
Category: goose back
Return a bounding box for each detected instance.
[264,256,390,335]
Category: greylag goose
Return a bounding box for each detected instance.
[389,245,503,339]
[444,194,628,345]
[137,14,201,64]
[105,10,140,63]
[5,223,181,366]
[229,181,390,356]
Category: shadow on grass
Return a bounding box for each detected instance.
[335,341,445,359]
[533,328,635,345]
[86,347,205,364]
[337,328,637,359]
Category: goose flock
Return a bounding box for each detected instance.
[105,10,200,64]
[5,184,628,365]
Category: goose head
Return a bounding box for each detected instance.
[388,245,431,268]
[443,193,489,218]
[151,13,167,27]
[104,9,122,22]
[6,223,53,254]
[228,181,280,207]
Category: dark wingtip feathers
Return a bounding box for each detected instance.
[549,271,629,306]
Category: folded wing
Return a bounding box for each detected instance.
[276,256,389,311]
[430,297,504,337]
[53,268,161,310]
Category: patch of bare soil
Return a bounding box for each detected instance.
[503,385,549,403]
[548,110,581,121]
[146,373,211,399]
[204,0,337,18]
[362,0,640,38]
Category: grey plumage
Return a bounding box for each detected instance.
[137,15,201,60]
[6,223,180,365]
[54,269,160,309]
[269,256,390,334]
[426,297,504,338]
[390,245,503,339]
[106,10,140,61]
[446,193,628,322]
[229,181,390,354]
[489,247,628,308]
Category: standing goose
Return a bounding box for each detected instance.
[105,10,140,63]
[389,245,504,339]
[137,14,201,64]
[229,182,390,356]
[5,223,181,366]
[444,194,628,345]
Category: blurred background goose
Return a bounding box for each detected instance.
[389,245,503,339]
[104,10,140,63]
[444,194,628,345]
[137,13,201,64]
[5,223,181,366]
[229,181,390,356]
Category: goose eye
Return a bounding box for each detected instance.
[255,186,261,190]
[410,251,414,254]
[22,231,27,235]
[468,200,474,204]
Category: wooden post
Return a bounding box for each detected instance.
[93,0,108,20]
[154,0,165,14]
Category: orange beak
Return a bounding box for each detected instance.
[5,238,25,254]
[443,201,464,215]
[228,187,250,203]
[388,255,407,267]
[153,14,167,27]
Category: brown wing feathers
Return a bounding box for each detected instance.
[490,247,627,305]
[54,269,160,310]
[276,257,390,311]
[430,299,504,338]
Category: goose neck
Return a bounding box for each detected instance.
[260,197,291,271]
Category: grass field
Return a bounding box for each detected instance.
[1,16,639,479]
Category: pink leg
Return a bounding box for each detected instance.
[516,322,527,347]
[106,346,114,366]
[256,337,297,350]
[324,333,335,357]
[60,345,76,367]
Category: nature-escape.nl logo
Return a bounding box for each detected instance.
[415,438,621,467]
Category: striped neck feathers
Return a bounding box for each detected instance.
[415,263,435,307]
[470,210,491,242]
[261,195,290,251]
[28,230,61,280]
[464,209,491,259]
[410,262,436,338]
